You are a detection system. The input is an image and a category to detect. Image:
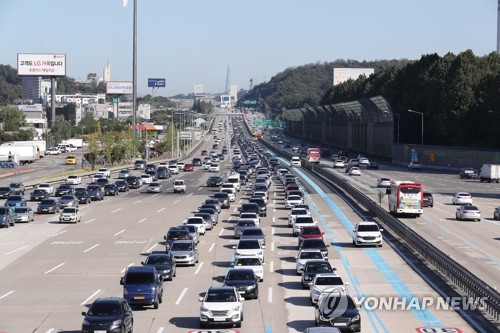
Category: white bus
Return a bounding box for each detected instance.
[387,181,423,217]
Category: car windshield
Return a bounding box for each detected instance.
[238,240,260,249]
[58,185,71,189]
[171,242,193,251]
[33,189,46,194]
[88,301,121,316]
[236,258,261,266]
[205,290,237,302]
[14,208,29,213]
[7,196,22,201]
[316,276,343,285]
[358,224,380,232]
[104,185,115,189]
[40,199,56,205]
[288,196,301,201]
[0,187,10,191]
[87,185,100,191]
[237,221,256,227]
[125,272,155,284]
[168,231,189,239]
[68,175,78,179]
[242,229,263,236]
[226,270,254,281]
[305,262,332,273]
[63,208,77,213]
[61,195,74,200]
[295,217,314,224]
[303,228,321,235]
[186,219,203,225]
[464,206,479,210]
[145,255,170,265]
[300,252,324,260]
[10,183,21,188]
[214,193,228,199]
[302,239,325,248]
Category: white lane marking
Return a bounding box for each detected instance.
[198,187,203,191]
[233,207,237,212]
[81,290,101,305]
[85,218,95,224]
[272,217,275,224]
[271,242,275,251]
[208,243,215,252]
[272,227,275,235]
[166,187,172,190]
[173,200,180,204]
[133,200,142,205]
[175,287,188,305]
[5,245,28,255]
[111,208,122,213]
[195,262,204,275]
[273,208,276,213]
[45,263,65,274]
[146,244,158,253]
[121,263,134,273]
[45,329,54,333]
[269,261,274,272]
[137,218,147,224]
[114,229,126,236]
[51,230,66,237]
[152,193,159,197]
[187,193,193,197]
[157,208,165,213]
[156,328,165,333]
[83,244,99,253]
[268,287,272,303]
[0,290,14,300]
[219,228,225,236]
[239,199,243,204]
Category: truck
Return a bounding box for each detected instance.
[479,164,500,183]
[5,141,46,157]
[61,138,83,149]
[0,145,37,165]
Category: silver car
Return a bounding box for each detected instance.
[456,205,481,221]
[309,273,349,304]
[58,195,79,209]
[13,207,34,223]
[147,182,162,193]
[169,240,199,266]
[295,249,326,275]
[234,219,257,238]
[184,224,200,244]
[59,207,81,224]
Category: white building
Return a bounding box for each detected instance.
[333,68,374,85]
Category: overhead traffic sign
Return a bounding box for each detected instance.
[148,78,166,87]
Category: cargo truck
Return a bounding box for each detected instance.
[61,138,83,148]
[4,141,46,157]
[479,164,500,183]
[0,145,37,165]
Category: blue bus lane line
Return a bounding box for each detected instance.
[289,163,444,327]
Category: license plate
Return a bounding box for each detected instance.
[134,296,145,300]
[213,317,225,321]
[95,331,106,333]
[334,323,347,326]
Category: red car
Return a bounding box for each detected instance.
[297,226,324,247]
[285,184,301,198]
[201,150,208,156]
[183,164,194,172]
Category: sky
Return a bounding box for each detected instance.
[0,0,497,97]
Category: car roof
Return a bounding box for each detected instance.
[356,220,378,226]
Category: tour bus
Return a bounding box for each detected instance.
[306,148,321,164]
[387,181,424,217]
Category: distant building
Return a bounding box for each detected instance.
[103,62,111,82]
[15,104,46,140]
[333,68,374,85]
[21,76,54,103]
[116,103,151,120]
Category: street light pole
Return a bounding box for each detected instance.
[132,0,137,143]
[393,112,400,144]
[408,109,423,146]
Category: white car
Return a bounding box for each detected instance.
[452,192,473,205]
[252,191,268,204]
[59,207,81,224]
[290,156,301,167]
[333,160,345,168]
[176,162,185,171]
[349,167,361,176]
[285,195,304,209]
[37,183,54,194]
[168,165,179,174]
[209,164,220,172]
[45,147,61,155]
[204,162,212,170]
[292,215,316,236]
[309,273,349,304]
[199,286,244,329]
[288,208,311,227]
[97,168,111,178]
[140,174,153,184]
[220,188,235,202]
[295,249,326,275]
[239,212,260,226]
[211,156,220,162]
[233,255,264,282]
[352,221,383,247]
[233,239,264,262]
[91,174,106,183]
[66,175,82,185]
[359,158,370,166]
[183,216,206,235]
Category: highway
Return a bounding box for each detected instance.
[0,112,486,332]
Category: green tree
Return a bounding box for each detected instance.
[0,106,26,131]
[50,115,71,144]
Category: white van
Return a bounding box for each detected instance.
[290,156,301,167]
[227,174,241,191]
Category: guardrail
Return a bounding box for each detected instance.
[256,134,500,325]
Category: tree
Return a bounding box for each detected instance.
[0,106,26,131]
[50,115,71,144]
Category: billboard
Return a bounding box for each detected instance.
[106,81,133,94]
[148,78,166,88]
[17,53,66,76]
[179,131,192,140]
[333,68,374,85]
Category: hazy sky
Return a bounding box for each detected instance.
[0,0,496,97]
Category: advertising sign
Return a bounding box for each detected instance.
[179,131,192,140]
[148,78,166,88]
[106,81,133,94]
[17,53,66,76]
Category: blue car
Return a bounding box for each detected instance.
[4,195,27,207]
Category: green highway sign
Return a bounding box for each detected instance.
[253,120,261,126]
[262,119,271,126]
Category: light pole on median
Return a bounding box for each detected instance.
[408,109,424,146]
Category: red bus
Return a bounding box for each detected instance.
[306,148,321,164]
[387,181,424,217]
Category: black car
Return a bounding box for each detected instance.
[240,227,266,247]
[223,268,259,299]
[207,176,224,187]
[81,297,133,333]
[142,253,176,281]
[145,164,157,173]
[104,184,119,196]
[74,188,91,204]
[87,185,104,201]
[95,178,109,188]
[164,227,192,252]
[0,187,12,199]
[423,192,434,208]
[146,170,158,181]
[301,260,334,289]
[212,192,230,209]
[30,189,50,201]
[315,294,361,331]
[115,180,130,192]
[55,184,74,197]
[299,238,329,259]
[238,202,260,215]
[157,166,171,179]
[248,197,267,217]
[192,158,202,166]
[37,199,60,214]
[367,161,379,170]
[126,176,141,189]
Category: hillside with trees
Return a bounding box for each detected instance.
[321,50,500,148]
